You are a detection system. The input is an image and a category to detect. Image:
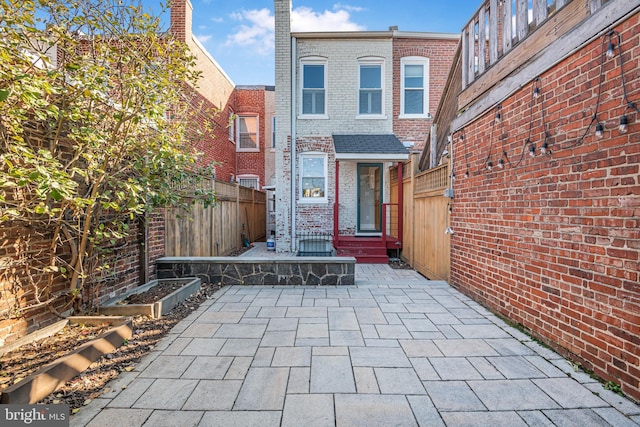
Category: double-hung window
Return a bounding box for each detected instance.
[301,58,327,116]
[238,175,259,190]
[299,153,327,203]
[400,57,429,118]
[237,115,258,151]
[358,58,383,116]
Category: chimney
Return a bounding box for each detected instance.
[170,0,193,42]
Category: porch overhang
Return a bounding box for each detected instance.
[332,134,409,162]
[334,153,409,161]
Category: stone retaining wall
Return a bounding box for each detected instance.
[156,257,356,286]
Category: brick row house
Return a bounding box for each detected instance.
[273,0,458,261]
[171,0,275,189]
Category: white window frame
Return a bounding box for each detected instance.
[299,152,328,204]
[228,110,235,143]
[400,56,430,119]
[357,57,385,119]
[236,115,259,152]
[299,57,328,118]
[237,174,260,190]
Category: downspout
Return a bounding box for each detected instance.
[290,36,297,252]
[397,161,403,247]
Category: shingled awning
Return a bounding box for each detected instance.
[332,134,409,161]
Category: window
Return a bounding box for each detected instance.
[228,111,235,142]
[272,116,276,149]
[299,153,327,203]
[301,58,327,116]
[400,57,429,118]
[238,175,259,190]
[237,115,258,151]
[358,59,383,116]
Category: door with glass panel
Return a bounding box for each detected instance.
[357,163,382,233]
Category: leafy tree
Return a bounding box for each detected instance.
[0,0,217,318]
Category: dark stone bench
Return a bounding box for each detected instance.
[156,256,356,286]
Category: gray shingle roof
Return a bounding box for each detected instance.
[332,134,409,154]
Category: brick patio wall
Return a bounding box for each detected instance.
[450,14,640,401]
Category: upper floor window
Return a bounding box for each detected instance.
[299,152,327,203]
[237,115,259,151]
[301,58,327,117]
[358,59,383,116]
[400,57,429,118]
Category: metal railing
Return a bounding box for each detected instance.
[297,231,334,257]
[461,0,609,90]
[382,203,400,249]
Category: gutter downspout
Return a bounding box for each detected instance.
[290,36,297,252]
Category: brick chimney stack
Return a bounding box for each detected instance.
[169,0,192,42]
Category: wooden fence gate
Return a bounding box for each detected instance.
[398,160,451,281]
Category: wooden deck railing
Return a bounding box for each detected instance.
[461,0,609,91]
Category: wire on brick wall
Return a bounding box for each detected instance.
[565,30,621,149]
[510,77,548,168]
[483,105,501,172]
[608,30,639,135]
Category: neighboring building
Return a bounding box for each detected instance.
[274,0,458,261]
[171,0,275,186]
[234,86,276,190]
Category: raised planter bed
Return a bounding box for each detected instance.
[98,277,201,318]
[0,316,132,404]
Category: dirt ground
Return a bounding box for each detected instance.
[0,281,221,412]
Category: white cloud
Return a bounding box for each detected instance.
[196,34,213,43]
[291,6,365,32]
[224,5,364,56]
[332,3,365,13]
[226,8,274,55]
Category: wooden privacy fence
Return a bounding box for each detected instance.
[165,179,266,257]
[400,160,451,282]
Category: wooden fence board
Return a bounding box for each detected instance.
[165,179,266,257]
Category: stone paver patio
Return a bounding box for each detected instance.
[72,264,640,426]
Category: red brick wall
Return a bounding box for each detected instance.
[295,136,336,234]
[450,15,640,401]
[235,88,267,187]
[393,37,458,150]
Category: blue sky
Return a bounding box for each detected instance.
[148,1,480,85]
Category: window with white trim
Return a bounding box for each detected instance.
[358,58,383,116]
[237,115,258,151]
[228,111,235,142]
[400,56,429,118]
[299,153,327,203]
[300,58,327,116]
[238,175,259,190]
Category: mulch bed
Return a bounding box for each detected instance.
[0,323,111,393]
[0,281,222,413]
[120,281,185,305]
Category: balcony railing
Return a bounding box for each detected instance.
[461,0,609,91]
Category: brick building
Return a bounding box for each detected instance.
[431,0,640,402]
[274,0,458,259]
